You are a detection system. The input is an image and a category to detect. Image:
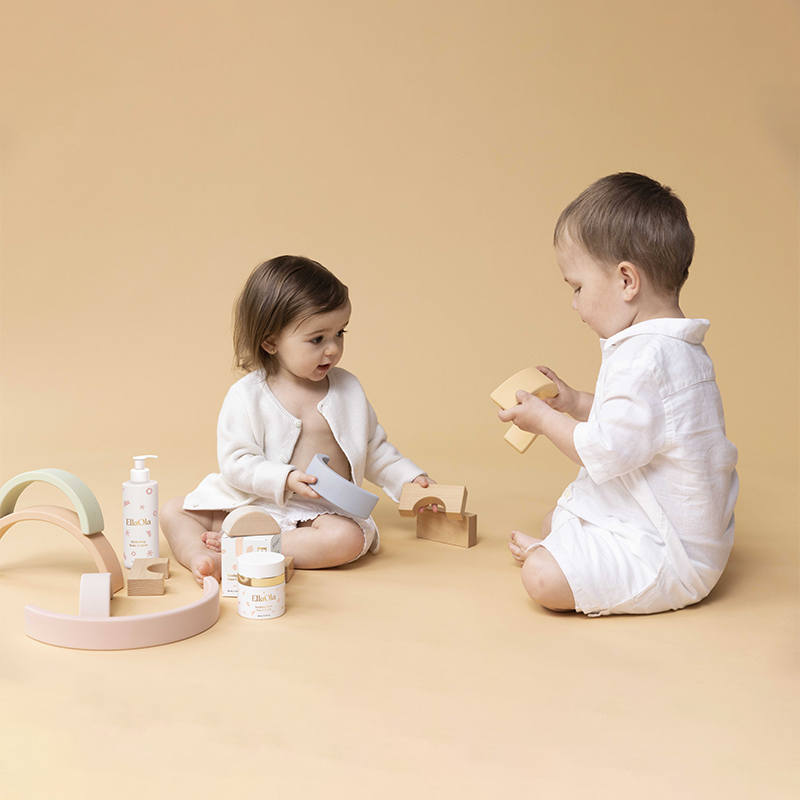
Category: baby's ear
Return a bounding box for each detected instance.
[261,338,276,354]
[619,261,642,300]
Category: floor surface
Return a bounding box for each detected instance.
[0,463,797,799]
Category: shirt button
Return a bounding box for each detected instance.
[281,456,289,463]
[294,421,302,428]
[191,501,199,508]
[563,488,572,500]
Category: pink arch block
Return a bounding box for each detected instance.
[0,505,124,594]
[25,577,220,650]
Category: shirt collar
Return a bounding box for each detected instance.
[600,318,710,352]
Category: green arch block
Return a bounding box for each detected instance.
[0,468,105,535]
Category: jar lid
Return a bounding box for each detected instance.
[237,551,285,579]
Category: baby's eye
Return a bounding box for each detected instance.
[337,328,348,338]
[310,336,323,345]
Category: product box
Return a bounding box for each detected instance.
[220,532,282,597]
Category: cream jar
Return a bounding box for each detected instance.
[237,552,286,620]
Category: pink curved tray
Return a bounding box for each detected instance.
[24,577,220,650]
[0,505,124,594]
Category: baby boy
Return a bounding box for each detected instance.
[500,173,739,616]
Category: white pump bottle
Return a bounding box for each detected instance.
[123,455,159,569]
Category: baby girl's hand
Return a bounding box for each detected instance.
[413,475,439,514]
[287,470,321,499]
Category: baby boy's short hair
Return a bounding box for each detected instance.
[554,172,695,297]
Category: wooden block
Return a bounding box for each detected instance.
[416,510,477,548]
[79,573,112,617]
[26,577,220,651]
[0,505,124,595]
[504,424,539,453]
[0,468,105,534]
[398,484,468,521]
[285,556,294,583]
[222,506,281,537]
[490,368,558,453]
[127,557,170,596]
[490,369,558,409]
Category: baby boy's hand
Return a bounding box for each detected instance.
[287,470,322,499]
[498,390,549,435]
[536,366,577,416]
[412,474,439,514]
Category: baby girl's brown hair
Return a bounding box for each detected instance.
[233,255,349,377]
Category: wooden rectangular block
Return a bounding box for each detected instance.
[285,555,294,583]
[127,557,170,596]
[416,511,477,548]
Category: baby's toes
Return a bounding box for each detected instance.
[191,554,219,585]
[202,531,221,552]
[508,540,526,563]
[509,530,542,563]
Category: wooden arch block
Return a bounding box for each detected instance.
[25,577,221,651]
[0,468,123,594]
[398,484,468,521]
[490,368,558,453]
[0,468,105,534]
[221,506,281,537]
[0,505,124,595]
[399,484,477,548]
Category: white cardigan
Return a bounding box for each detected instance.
[184,367,425,512]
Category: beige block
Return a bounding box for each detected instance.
[416,510,477,548]
[490,368,559,453]
[127,557,170,596]
[222,506,281,537]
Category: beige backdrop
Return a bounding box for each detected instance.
[1,2,798,798]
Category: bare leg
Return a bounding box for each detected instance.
[521,548,575,612]
[282,514,365,569]
[201,511,366,570]
[160,497,226,585]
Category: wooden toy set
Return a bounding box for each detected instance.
[3,373,545,649]
[0,468,220,651]
[398,484,477,548]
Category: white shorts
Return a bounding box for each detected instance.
[536,506,697,616]
[251,496,379,562]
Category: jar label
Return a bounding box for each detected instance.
[238,581,285,619]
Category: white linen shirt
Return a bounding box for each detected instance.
[568,318,738,602]
[184,367,425,512]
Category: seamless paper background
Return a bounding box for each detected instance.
[1,2,798,798]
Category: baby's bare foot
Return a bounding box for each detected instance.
[189,552,220,586]
[202,530,222,553]
[509,530,542,564]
